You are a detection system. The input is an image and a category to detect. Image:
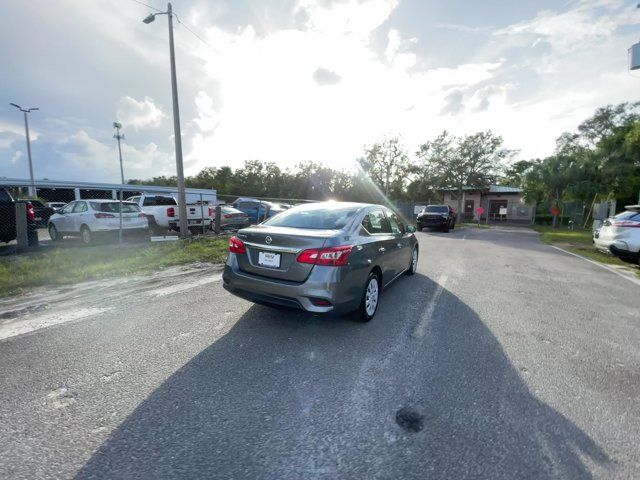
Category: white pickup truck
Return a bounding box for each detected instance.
[126,194,212,235]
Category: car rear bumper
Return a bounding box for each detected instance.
[222,254,360,315]
[417,218,447,227]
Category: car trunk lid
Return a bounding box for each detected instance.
[235,225,336,282]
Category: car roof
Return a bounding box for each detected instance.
[81,199,137,203]
[625,204,640,212]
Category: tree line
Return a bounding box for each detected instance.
[129,102,640,219]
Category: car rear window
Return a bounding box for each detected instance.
[90,202,141,213]
[424,206,449,213]
[143,196,177,206]
[613,211,640,221]
[262,205,359,229]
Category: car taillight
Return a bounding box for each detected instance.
[224,214,232,218]
[229,236,246,254]
[94,213,115,218]
[208,207,213,217]
[167,207,175,217]
[26,203,35,222]
[297,245,353,266]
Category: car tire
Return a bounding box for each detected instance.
[48,223,61,242]
[358,272,381,322]
[406,247,418,275]
[416,223,423,232]
[442,223,450,233]
[80,225,92,244]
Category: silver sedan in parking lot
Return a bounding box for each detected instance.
[223,202,419,321]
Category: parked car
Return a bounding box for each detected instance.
[223,201,419,322]
[213,206,250,231]
[46,202,67,212]
[19,199,55,227]
[0,188,38,245]
[48,200,148,244]
[230,197,286,224]
[593,205,640,264]
[416,205,456,232]
[126,194,212,235]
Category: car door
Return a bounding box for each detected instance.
[362,208,396,285]
[71,201,89,232]
[55,201,76,232]
[386,210,412,274]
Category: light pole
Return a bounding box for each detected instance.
[142,3,188,238]
[114,122,125,244]
[10,103,38,197]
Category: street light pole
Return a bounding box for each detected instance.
[114,122,125,244]
[142,3,188,238]
[10,103,38,197]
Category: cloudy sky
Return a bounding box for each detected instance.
[1,0,639,183]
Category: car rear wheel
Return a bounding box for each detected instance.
[48,223,60,242]
[358,272,380,322]
[80,225,92,244]
[406,247,418,275]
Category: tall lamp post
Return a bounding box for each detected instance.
[113,122,125,244]
[10,103,38,197]
[142,3,188,238]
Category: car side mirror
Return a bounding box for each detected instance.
[406,225,416,233]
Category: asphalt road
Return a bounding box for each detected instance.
[1,226,639,479]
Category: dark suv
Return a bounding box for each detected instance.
[416,205,456,232]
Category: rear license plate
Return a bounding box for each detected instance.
[258,251,281,268]
[188,220,199,224]
[35,217,42,221]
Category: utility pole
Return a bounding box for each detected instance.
[10,103,38,197]
[143,2,188,238]
[114,122,125,244]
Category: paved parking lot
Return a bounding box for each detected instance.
[1,227,639,479]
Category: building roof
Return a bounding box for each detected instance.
[440,184,522,194]
[489,185,522,193]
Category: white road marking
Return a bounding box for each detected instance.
[0,307,111,341]
[412,273,448,338]
[151,273,223,297]
[549,245,640,287]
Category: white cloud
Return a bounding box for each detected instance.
[116,96,166,131]
[10,151,22,165]
[184,0,503,172]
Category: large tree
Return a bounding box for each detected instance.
[416,130,510,221]
[359,137,411,197]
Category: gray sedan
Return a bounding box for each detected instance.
[222,202,419,321]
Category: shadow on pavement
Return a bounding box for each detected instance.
[76,273,610,479]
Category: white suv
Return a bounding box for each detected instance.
[594,205,640,264]
[48,199,149,244]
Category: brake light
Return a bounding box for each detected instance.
[208,207,213,217]
[167,207,175,217]
[94,213,115,218]
[26,202,35,222]
[297,245,353,266]
[224,214,232,218]
[229,236,247,254]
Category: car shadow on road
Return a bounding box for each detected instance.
[76,273,611,479]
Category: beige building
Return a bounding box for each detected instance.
[441,185,535,223]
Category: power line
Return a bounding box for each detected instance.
[174,15,220,54]
[130,0,163,13]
